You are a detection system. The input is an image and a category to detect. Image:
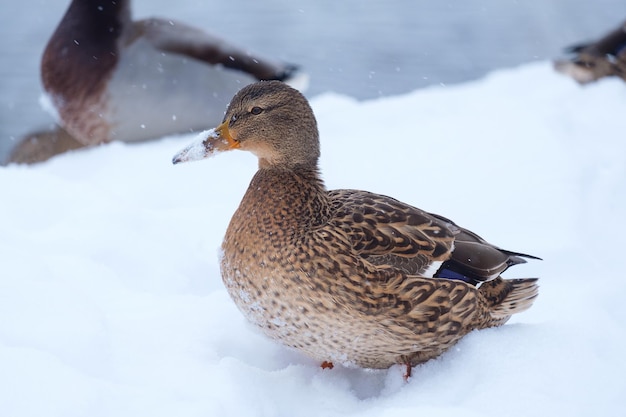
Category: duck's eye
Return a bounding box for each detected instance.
[250,106,263,115]
[230,114,237,124]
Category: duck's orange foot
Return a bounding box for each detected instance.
[321,361,334,370]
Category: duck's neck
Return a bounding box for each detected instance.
[42,0,131,98]
[238,165,331,232]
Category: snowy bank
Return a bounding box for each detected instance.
[1,62,625,417]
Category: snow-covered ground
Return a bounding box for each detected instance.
[1,63,625,416]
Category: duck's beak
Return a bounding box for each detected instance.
[172,121,239,164]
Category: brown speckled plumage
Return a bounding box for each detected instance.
[173,81,539,373]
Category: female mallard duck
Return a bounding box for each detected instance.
[554,20,626,84]
[172,81,539,377]
[20,0,304,164]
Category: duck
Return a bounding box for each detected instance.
[23,0,305,164]
[172,81,539,378]
[554,20,626,84]
[6,126,82,165]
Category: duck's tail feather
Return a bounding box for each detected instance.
[479,277,539,328]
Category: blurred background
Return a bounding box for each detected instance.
[1,0,626,161]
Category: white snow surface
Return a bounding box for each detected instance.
[1,63,625,416]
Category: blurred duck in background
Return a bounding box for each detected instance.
[554,20,626,84]
[8,0,306,164]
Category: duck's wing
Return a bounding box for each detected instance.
[327,189,456,276]
[135,18,299,82]
[328,189,538,284]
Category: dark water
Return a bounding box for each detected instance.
[1,0,625,161]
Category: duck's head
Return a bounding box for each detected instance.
[172,81,320,169]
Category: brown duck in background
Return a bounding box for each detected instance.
[172,81,539,378]
[7,0,305,165]
[554,20,626,84]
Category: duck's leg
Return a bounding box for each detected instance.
[400,356,413,381]
[321,361,334,370]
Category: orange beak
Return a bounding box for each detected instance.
[172,121,239,164]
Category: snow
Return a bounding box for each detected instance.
[1,62,625,416]
[38,93,60,124]
[171,128,219,164]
